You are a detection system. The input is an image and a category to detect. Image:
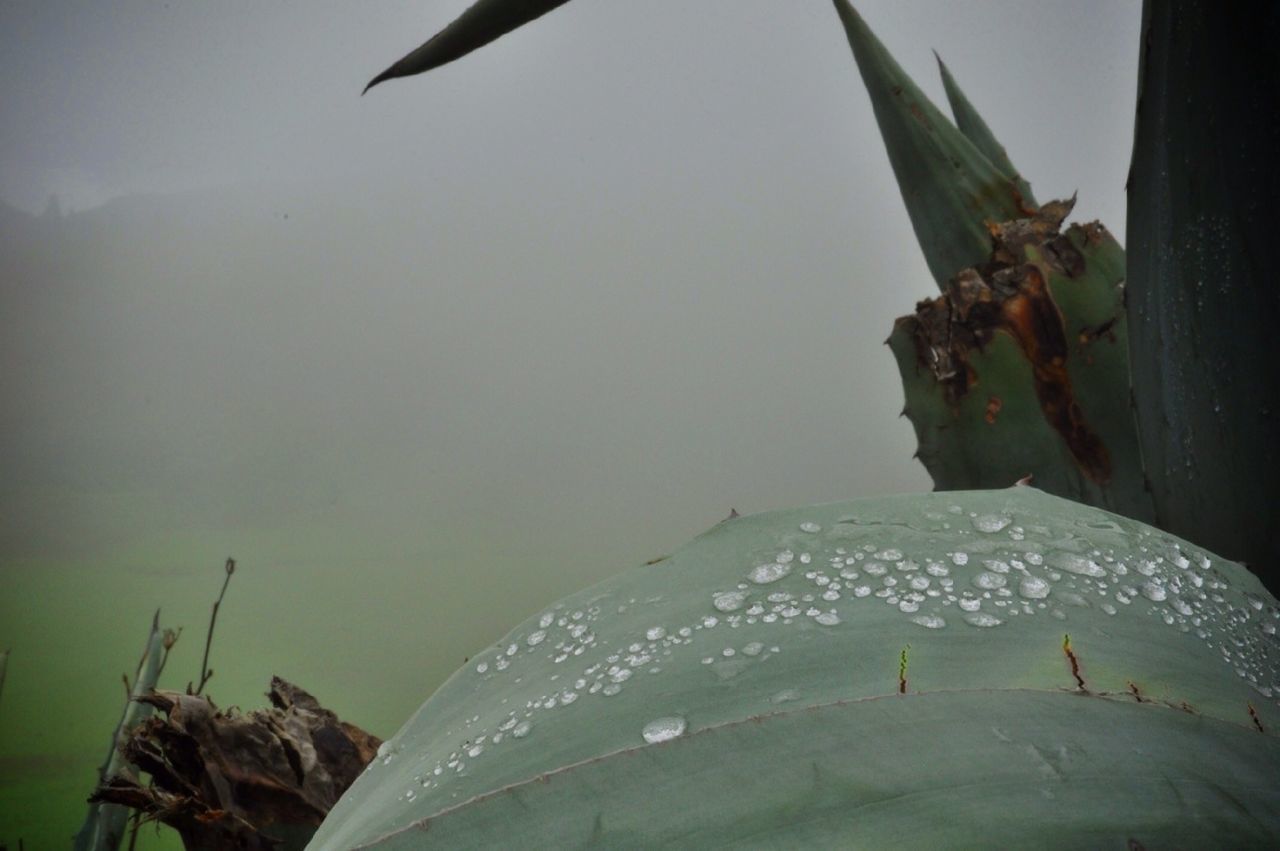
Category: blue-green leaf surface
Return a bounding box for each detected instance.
[310,489,1280,848]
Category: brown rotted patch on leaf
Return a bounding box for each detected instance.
[903,197,1113,484]
[89,677,381,851]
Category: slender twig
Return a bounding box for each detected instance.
[157,628,181,679]
[194,558,235,695]
[126,810,141,851]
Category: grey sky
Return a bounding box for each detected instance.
[3,1,1139,216]
[0,0,1145,587]
[0,3,1145,800]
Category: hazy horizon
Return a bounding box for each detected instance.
[0,2,1142,846]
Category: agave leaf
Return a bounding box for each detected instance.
[364,0,572,93]
[889,204,1153,523]
[310,489,1278,848]
[935,52,1036,207]
[1125,0,1280,587]
[832,0,1031,290]
[0,647,8,705]
[73,611,166,851]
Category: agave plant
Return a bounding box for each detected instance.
[310,488,1280,847]
[303,0,1280,846]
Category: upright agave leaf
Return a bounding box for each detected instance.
[832,0,1031,290]
[310,489,1279,848]
[840,3,1150,520]
[1125,0,1280,589]
[0,648,8,705]
[935,53,1036,207]
[73,612,166,851]
[364,0,572,93]
[889,200,1153,522]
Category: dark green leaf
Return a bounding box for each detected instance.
[1125,0,1280,589]
[364,0,572,93]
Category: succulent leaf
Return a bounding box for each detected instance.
[364,0,572,93]
[1125,0,1280,588]
[832,0,1031,290]
[935,52,1036,207]
[310,489,1279,848]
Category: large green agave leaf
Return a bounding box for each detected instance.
[889,204,1153,523]
[74,612,167,851]
[310,489,1279,848]
[364,0,572,93]
[935,53,1036,207]
[833,0,1031,290]
[1125,0,1280,588]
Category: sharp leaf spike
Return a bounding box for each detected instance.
[831,0,1027,290]
[934,52,1037,207]
[364,0,573,93]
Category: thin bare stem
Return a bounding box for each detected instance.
[195,558,235,695]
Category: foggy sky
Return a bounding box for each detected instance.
[0,0,1144,780]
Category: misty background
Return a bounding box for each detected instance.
[0,1,1140,845]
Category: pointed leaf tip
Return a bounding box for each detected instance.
[364,0,573,92]
[832,0,1027,290]
[934,52,1036,207]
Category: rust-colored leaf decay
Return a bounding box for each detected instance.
[89,677,381,851]
[983,395,1002,425]
[901,198,1113,484]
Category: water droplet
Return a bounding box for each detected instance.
[1019,576,1051,599]
[951,552,970,566]
[1141,582,1168,602]
[912,614,946,629]
[512,721,532,738]
[1053,554,1106,578]
[642,716,687,744]
[815,611,841,626]
[527,630,547,647]
[645,626,667,641]
[749,563,792,584]
[958,597,982,612]
[799,521,821,533]
[475,662,489,674]
[539,612,555,629]
[973,514,1013,533]
[713,589,749,612]
[964,612,1003,628]
[742,641,765,656]
[877,548,904,561]
[974,572,1008,590]
[467,744,484,758]
[770,689,801,704]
